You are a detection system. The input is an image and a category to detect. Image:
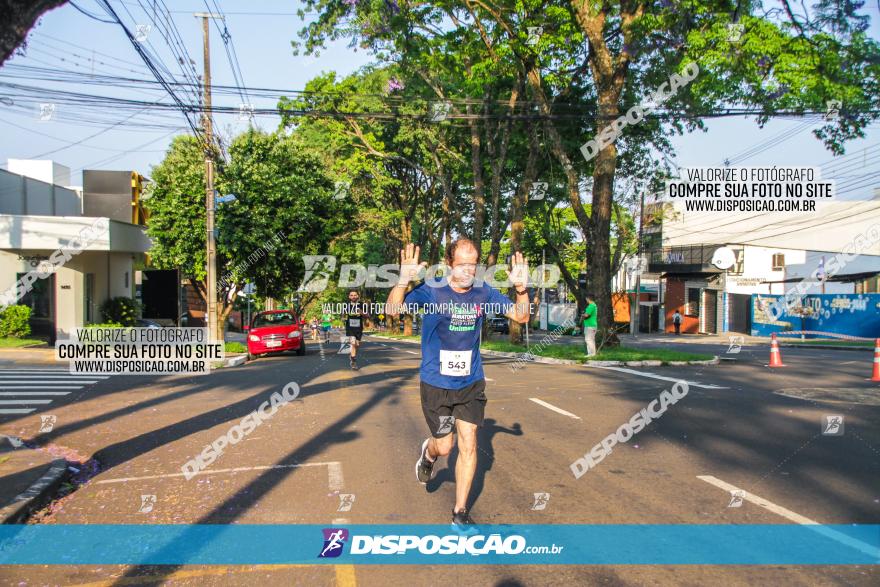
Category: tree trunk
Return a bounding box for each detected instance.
[508,121,540,344]
[589,139,617,334]
[467,103,486,253]
[485,86,519,266]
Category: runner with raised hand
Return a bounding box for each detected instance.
[386,239,531,530]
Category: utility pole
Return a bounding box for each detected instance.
[196,12,224,343]
[631,191,646,337]
[541,248,547,330]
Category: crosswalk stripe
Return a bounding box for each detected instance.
[0,369,75,373]
[0,371,107,415]
[0,379,97,387]
[0,391,72,396]
[0,385,83,389]
[0,374,106,378]
[0,374,108,379]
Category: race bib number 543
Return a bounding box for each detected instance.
[440,349,471,377]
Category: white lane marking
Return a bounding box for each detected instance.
[327,461,344,492]
[0,409,36,414]
[529,398,581,420]
[0,372,108,376]
[0,374,105,378]
[0,391,71,396]
[697,475,879,558]
[0,369,71,373]
[0,399,52,404]
[403,350,418,355]
[332,518,351,524]
[0,371,110,379]
[0,385,83,389]
[0,380,99,384]
[94,461,343,485]
[0,372,106,378]
[485,378,495,382]
[593,366,728,389]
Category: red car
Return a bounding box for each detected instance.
[245,310,306,360]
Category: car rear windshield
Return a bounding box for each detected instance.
[252,313,296,328]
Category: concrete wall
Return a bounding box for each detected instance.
[0,169,81,217]
[662,200,880,255]
[7,159,71,187]
[724,246,807,295]
[0,250,136,340]
[665,279,699,334]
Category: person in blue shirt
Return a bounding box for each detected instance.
[385,238,531,529]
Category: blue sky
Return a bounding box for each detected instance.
[0,0,878,200]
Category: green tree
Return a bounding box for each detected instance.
[295,0,879,339]
[145,131,342,325]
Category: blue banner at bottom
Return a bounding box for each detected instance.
[0,525,877,565]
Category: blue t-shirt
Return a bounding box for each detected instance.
[405,280,513,389]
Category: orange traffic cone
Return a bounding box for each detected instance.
[870,339,880,382]
[768,333,785,367]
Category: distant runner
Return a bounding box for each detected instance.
[344,289,367,370]
[386,239,531,530]
[321,312,332,343]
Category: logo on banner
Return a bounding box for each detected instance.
[319,528,349,558]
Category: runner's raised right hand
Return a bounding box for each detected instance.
[398,243,428,286]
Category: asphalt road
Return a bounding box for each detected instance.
[0,334,878,586]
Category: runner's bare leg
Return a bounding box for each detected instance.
[453,419,478,512]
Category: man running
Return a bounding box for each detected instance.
[344,289,367,370]
[321,312,332,343]
[386,239,530,529]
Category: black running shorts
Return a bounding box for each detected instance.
[420,379,487,438]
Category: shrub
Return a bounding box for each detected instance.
[84,322,124,328]
[0,305,31,337]
[224,341,246,353]
[100,297,140,326]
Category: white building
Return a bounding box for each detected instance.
[642,198,880,333]
[0,161,150,342]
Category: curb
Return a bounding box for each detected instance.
[777,343,872,352]
[213,354,247,369]
[369,335,420,344]
[0,453,68,524]
[368,336,719,367]
[482,348,719,367]
[0,343,50,350]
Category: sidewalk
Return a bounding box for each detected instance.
[0,332,252,368]
[528,330,872,351]
[0,437,67,523]
[0,345,56,366]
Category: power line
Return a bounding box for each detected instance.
[204,0,249,106]
[96,0,204,140]
[68,0,116,24]
[722,119,816,166]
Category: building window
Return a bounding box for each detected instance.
[772,253,785,271]
[686,287,701,316]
